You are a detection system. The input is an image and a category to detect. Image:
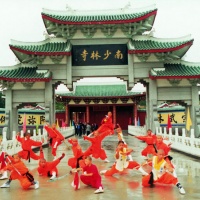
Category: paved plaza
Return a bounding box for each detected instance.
[0,133,199,200]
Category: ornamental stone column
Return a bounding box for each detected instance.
[191,85,199,137]
[148,79,159,132]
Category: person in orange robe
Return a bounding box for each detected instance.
[142,149,185,195]
[0,153,39,189]
[155,135,171,156]
[67,138,85,170]
[100,141,148,176]
[37,153,65,180]
[155,135,177,176]
[83,129,112,162]
[44,123,65,159]
[16,132,43,162]
[89,112,114,136]
[135,129,157,157]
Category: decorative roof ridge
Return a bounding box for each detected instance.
[74,82,126,86]
[42,4,156,17]
[10,38,68,46]
[165,60,200,67]
[132,34,193,42]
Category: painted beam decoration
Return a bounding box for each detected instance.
[72,44,128,66]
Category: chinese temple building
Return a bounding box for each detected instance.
[1,3,200,138]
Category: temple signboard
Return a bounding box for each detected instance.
[72,44,128,66]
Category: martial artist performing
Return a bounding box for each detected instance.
[100,141,148,176]
[0,138,8,180]
[142,149,185,195]
[76,156,104,194]
[0,153,39,189]
[37,152,65,180]
[44,123,65,160]
[16,132,44,162]
[83,129,112,162]
[67,138,85,170]
[135,129,157,158]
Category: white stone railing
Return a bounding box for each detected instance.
[128,125,200,157]
[0,127,74,155]
[128,125,147,136]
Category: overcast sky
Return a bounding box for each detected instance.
[0,0,200,67]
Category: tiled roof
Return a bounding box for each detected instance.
[0,66,52,82]
[128,36,193,53]
[9,39,71,56]
[149,62,200,79]
[9,36,192,57]
[56,85,140,97]
[42,7,157,25]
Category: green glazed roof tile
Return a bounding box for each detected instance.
[130,39,193,51]
[42,8,157,23]
[150,63,200,78]
[10,40,71,55]
[56,85,140,97]
[0,67,51,82]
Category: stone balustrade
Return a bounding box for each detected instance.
[128,125,200,158]
[0,127,74,155]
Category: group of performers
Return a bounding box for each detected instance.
[0,111,186,195]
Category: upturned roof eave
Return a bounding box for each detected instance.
[128,40,194,54]
[0,77,52,82]
[41,9,157,25]
[9,46,71,56]
[149,74,200,80]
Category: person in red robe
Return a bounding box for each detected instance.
[44,123,65,160]
[100,141,148,176]
[0,153,39,189]
[89,112,114,136]
[0,139,8,179]
[135,129,157,158]
[77,156,104,194]
[67,138,85,170]
[83,129,112,162]
[37,153,65,180]
[16,132,43,162]
[142,149,185,195]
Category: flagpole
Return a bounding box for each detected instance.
[23,113,26,134]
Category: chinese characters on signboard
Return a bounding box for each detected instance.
[0,111,186,127]
[158,111,185,126]
[72,44,128,66]
[18,114,45,126]
[0,113,45,126]
[0,114,5,125]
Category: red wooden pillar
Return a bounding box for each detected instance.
[65,104,69,126]
[134,103,137,126]
[113,105,116,128]
[86,106,90,123]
